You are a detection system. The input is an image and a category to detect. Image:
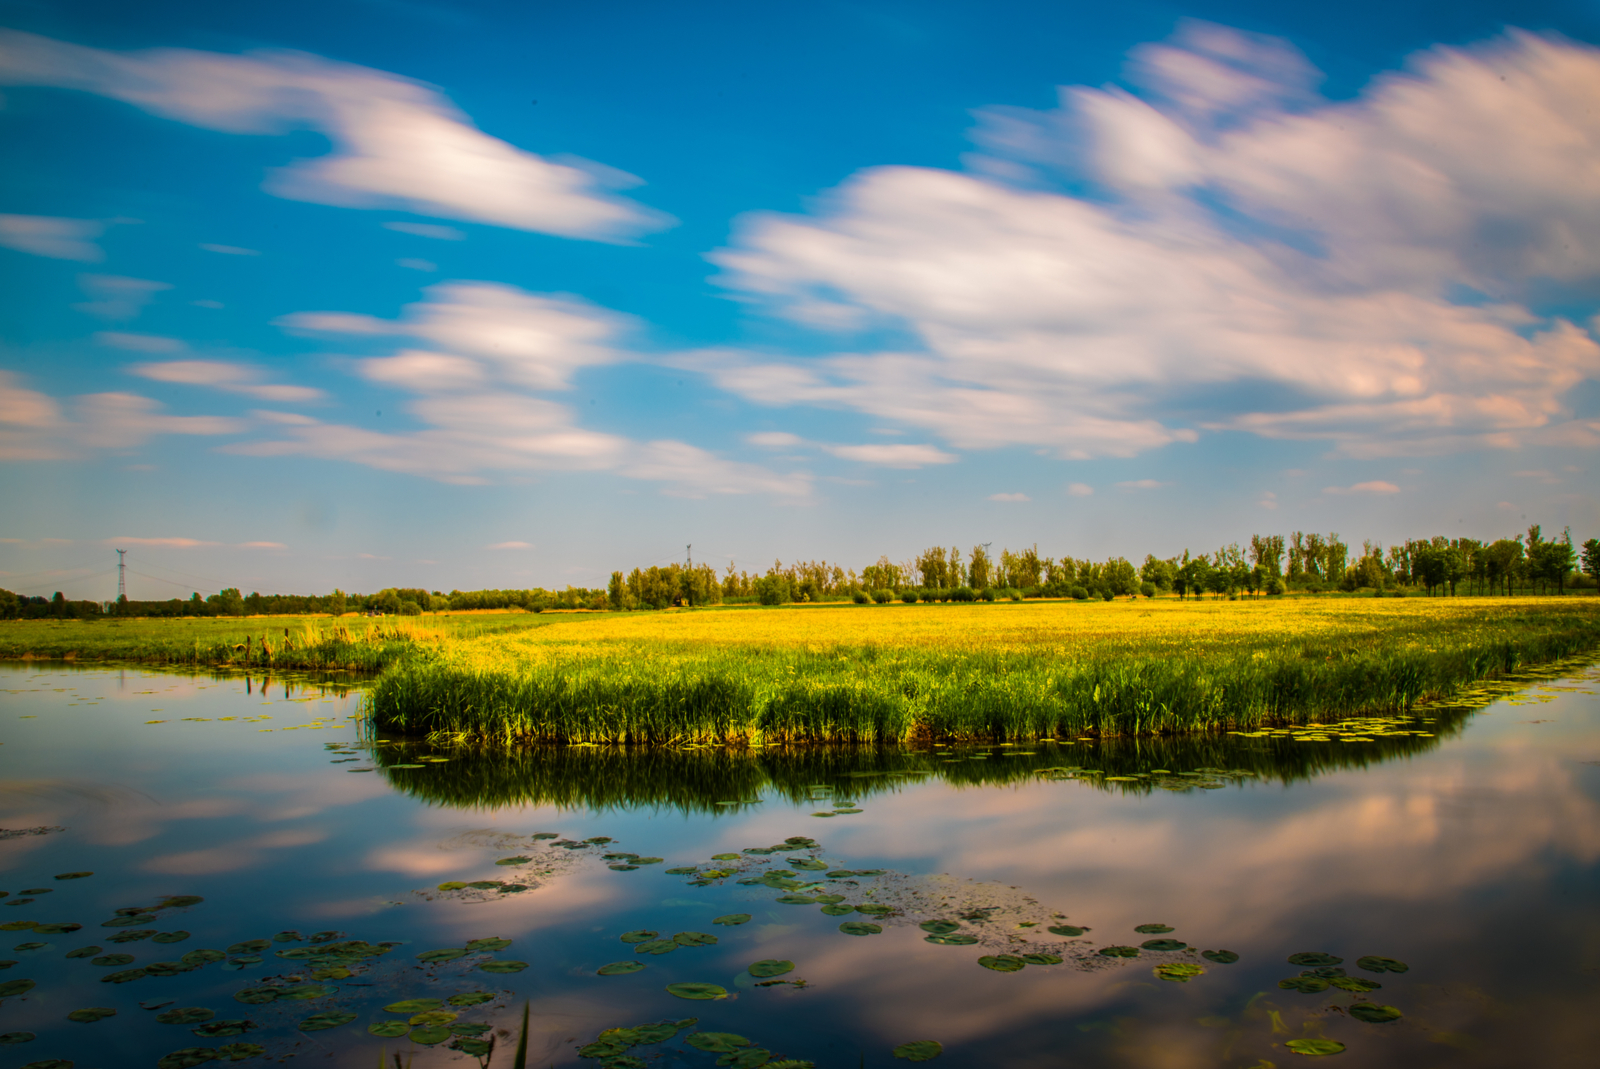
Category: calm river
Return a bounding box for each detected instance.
[1,659,1597,1069]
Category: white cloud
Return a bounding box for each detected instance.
[1258,490,1278,510]
[0,28,670,241]
[109,536,217,547]
[1323,480,1401,495]
[129,360,326,403]
[0,214,103,260]
[746,431,803,447]
[0,370,67,460]
[96,332,187,353]
[486,541,533,550]
[199,243,259,256]
[1066,482,1094,496]
[251,287,814,496]
[282,281,630,391]
[1116,479,1169,490]
[988,492,1030,502]
[820,442,957,468]
[707,26,1600,460]
[397,257,436,272]
[74,393,244,448]
[75,274,170,320]
[385,221,464,240]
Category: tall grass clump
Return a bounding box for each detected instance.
[364,599,1600,743]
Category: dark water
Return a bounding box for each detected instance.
[1,660,1598,1069]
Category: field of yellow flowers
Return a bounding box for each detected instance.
[367,596,1600,743]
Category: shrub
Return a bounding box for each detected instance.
[754,577,789,606]
[872,589,893,604]
[1140,582,1156,598]
[980,587,996,602]
[1070,586,1089,601]
[1007,588,1022,601]
[1266,577,1285,595]
[399,599,423,616]
[1100,589,1115,602]
[950,587,976,602]
[901,590,919,604]
[852,590,870,604]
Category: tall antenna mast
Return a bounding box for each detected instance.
[686,544,692,570]
[116,549,126,601]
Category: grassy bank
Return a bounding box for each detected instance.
[364,597,1600,743]
[0,613,557,672]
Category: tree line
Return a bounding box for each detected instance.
[607,525,1600,609]
[3,525,1593,620]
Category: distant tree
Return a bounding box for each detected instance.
[1139,554,1174,591]
[1103,557,1138,597]
[1249,534,1285,577]
[968,546,992,590]
[1582,538,1600,592]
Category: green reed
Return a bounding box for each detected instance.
[364,606,1600,742]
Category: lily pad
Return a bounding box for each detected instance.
[218,1044,265,1061]
[1021,953,1063,965]
[465,937,512,952]
[109,930,157,943]
[598,961,646,975]
[688,1032,752,1053]
[666,982,728,1000]
[1349,1003,1403,1023]
[104,915,157,927]
[368,1021,410,1037]
[712,915,751,926]
[233,988,278,1005]
[1154,963,1204,982]
[411,1024,452,1044]
[0,1032,33,1044]
[102,967,147,983]
[1330,976,1381,993]
[920,921,961,935]
[495,856,531,866]
[749,959,794,978]
[158,896,204,910]
[385,998,445,1014]
[54,872,93,881]
[409,1011,457,1026]
[634,940,678,955]
[789,860,829,871]
[821,905,855,916]
[1287,952,1343,967]
[447,992,495,1006]
[157,1008,215,1025]
[64,946,102,959]
[977,955,1026,972]
[1141,939,1187,952]
[181,950,226,967]
[1097,946,1139,958]
[193,1019,255,1037]
[416,947,468,963]
[1356,956,1409,974]
[1284,1039,1346,1056]
[774,895,817,905]
[67,1006,117,1022]
[1133,924,1174,934]
[479,960,528,973]
[271,931,303,943]
[299,1010,357,1032]
[620,930,659,944]
[152,932,190,944]
[924,933,979,946]
[1047,925,1086,937]
[839,922,882,936]
[33,924,81,935]
[157,1048,222,1069]
[452,1023,491,1036]
[675,932,718,947]
[1279,977,1330,993]
[665,868,699,875]
[1201,950,1239,964]
[276,983,336,1000]
[146,961,198,977]
[226,940,269,955]
[892,1041,943,1062]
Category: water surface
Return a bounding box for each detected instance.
[1,661,1598,1068]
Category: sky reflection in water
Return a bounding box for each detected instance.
[0,662,1597,1068]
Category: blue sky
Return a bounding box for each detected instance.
[2,0,1597,600]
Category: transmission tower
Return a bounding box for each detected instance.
[116,549,126,601]
[686,544,692,570]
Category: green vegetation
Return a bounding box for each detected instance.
[363,602,1600,743]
